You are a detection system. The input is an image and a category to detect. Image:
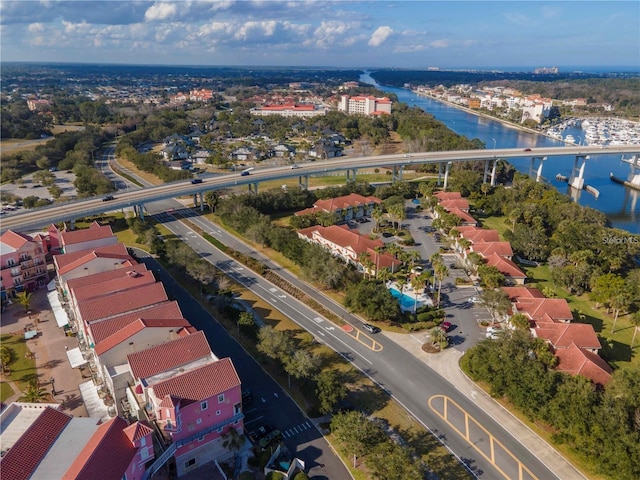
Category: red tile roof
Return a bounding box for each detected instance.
[502,286,545,301]
[128,331,213,380]
[0,407,72,480]
[62,416,137,480]
[89,301,184,344]
[458,227,500,243]
[54,243,134,275]
[71,270,156,303]
[555,343,612,385]
[515,297,573,323]
[534,323,601,350]
[484,253,527,279]
[123,422,153,443]
[296,193,381,216]
[151,358,240,403]
[445,207,477,225]
[470,241,514,258]
[78,283,168,324]
[66,264,149,291]
[0,230,34,250]
[439,199,470,211]
[60,223,114,247]
[94,317,190,355]
[298,225,401,270]
[434,191,462,200]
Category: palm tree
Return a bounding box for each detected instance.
[610,292,630,333]
[395,276,407,296]
[429,252,443,266]
[16,291,33,313]
[429,326,448,348]
[410,275,425,314]
[371,205,384,233]
[19,380,49,403]
[358,252,375,280]
[433,262,449,307]
[377,267,392,283]
[509,313,530,330]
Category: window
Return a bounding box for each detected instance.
[7,259,15,267]
[196,418,202,425]
[184,458,196,469]
[140,447,150,461]
[200,401,208,411]
[140,436,146,447]
[166,409,171,419]
[217,394,224,403]
[216,410,221,416]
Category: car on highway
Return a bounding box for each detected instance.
[191,178,203,184]
[290,164,301,169]
[362,323,380,334]
[523,148,532,152]
[102,195,115,202]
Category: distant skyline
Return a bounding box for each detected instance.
[1,1,638,70]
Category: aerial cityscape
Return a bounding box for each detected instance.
[1,2,639,480]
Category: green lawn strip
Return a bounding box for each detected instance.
[0,382,15,402]
[0,334,38,392]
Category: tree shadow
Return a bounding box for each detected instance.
[599,337,631,364]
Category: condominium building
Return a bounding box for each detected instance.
[338,95,392,115]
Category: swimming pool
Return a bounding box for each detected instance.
[389,287,422,311]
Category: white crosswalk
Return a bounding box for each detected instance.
[281,421,313,438]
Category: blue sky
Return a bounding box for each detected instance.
[1,1,638,69]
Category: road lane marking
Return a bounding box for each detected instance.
[428,395,538,480]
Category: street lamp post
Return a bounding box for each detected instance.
[50,377,56,396]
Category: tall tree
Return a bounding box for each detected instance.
[315,370,348,415]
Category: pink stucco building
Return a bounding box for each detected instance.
[0,230,48,299]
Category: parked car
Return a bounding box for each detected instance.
[258,429,282,448]
[441,321,452,332]
[362,323,381,334]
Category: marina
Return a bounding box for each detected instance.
[360,72,640,234]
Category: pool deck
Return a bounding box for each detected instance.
[387,281,434,311]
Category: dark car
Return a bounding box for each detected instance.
[523,148,532,152]
[362,323,381,334]
[102,195,115,202]
[191,178,203,184]
[258,428,282,448]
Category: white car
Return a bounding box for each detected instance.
[290,164,301,169]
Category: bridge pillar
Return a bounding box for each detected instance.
[529,156,546,182]
[193,194,198,208]
[392,166,403,183]
[248,182,258,194]
[438,162,443,186]
[299,175,308,190]
[443,162,452,191]
[569,155,588,190]
[490,159,498,187]
[199,192,204,212]
[483,159,491,184]
[136,204,145,220]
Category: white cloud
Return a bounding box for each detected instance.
[27,22,44,33]
[368,26,392,47]
[145,2,178,21]
[429,39,449,48]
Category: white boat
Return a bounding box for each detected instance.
[565,134,576,144]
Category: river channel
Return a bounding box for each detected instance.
[361,72,639,234]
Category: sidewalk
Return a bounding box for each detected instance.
[384,331,588,480]
[1,289,88,417]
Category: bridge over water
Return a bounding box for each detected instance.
[2,145,639,234]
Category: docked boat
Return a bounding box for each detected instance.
[564,134,576,145]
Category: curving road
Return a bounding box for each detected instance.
[2,144,639,234]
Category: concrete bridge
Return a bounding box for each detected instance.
[2,145,640,234]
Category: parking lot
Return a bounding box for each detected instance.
[1,170,79,216]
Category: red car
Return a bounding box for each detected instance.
[441,321,452,332]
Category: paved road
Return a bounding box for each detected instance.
[134,248,350,480]
[108,149,579,479]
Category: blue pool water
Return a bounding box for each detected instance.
[389,287,421,311]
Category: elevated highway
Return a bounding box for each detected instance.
[2,144,639,234]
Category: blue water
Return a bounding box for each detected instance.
[389,287,420,311]
[361,72,639,234]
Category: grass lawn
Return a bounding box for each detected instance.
[0,382,15,403]
[0,334,38,393]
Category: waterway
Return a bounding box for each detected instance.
[360,72,639,234]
